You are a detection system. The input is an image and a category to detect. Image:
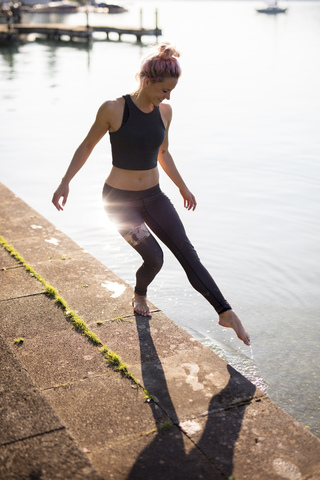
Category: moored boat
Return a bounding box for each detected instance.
[26,1,80,13]
[256,0,287,14]
[95,3,127,13]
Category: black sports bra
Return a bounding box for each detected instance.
[109,94,165,171]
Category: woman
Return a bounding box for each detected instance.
[52,43,250,346]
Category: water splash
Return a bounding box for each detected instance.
[250,344,254,361]
[204,338,269,394]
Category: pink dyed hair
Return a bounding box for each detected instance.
[138,43,182,86]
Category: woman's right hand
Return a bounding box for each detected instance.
[52,182,69,211]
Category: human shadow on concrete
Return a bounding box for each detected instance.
[127,316,256,479]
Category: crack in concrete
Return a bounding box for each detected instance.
[0,426,66,448]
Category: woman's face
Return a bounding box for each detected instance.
[145,77,179,106]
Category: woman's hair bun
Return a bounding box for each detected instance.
[157,43,180,61]
[137,42,182,86]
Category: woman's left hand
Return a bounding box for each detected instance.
[180,187,197,211]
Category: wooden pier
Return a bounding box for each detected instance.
[0,23,162,44]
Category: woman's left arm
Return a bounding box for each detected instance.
[158,104,197,211]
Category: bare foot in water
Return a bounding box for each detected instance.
[133,293,151,317]
[218,310,251,346]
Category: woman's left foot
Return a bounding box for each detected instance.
[218,310,251,346]
[133,293,151,317]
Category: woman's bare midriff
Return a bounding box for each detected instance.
[105,165,160,191]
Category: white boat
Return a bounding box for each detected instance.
[29,1,80,13]
[257,0,287,14]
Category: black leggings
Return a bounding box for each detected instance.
[102,183,232,315]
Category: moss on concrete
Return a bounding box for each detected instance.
[0,235,146,391]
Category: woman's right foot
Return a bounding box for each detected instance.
[133,293,151,317]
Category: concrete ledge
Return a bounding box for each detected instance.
[1,182,320,480]
[0,334,63,445]
[0,335,103,480]
[0,430,103,480]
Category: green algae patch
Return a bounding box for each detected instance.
[53,381,72,390]
[0,236,46,286]
[158,420,173,430]
[110,315,133,324]
[99,345,139,385]
[143,390,158,403]
[44,284,57,298]
[139,420,173,437]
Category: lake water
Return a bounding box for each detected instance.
[1,0,319,437]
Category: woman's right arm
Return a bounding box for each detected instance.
[52,102,112,211]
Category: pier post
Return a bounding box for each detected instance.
[155,8,158,30]
[86,8,89,29]
[140,8,143,29]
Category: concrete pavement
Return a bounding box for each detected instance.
[1,181,320,480]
